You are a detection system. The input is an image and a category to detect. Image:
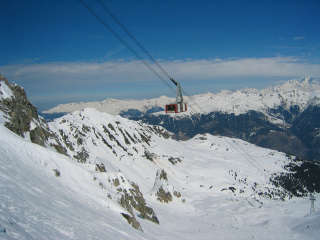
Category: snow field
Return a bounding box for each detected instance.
[1,107,319,239]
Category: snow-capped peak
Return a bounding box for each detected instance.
[43,77,320,117]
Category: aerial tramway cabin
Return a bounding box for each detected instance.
[165,103,187,113]
[165,78,188,114]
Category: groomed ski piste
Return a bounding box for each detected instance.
[1,106,319,240]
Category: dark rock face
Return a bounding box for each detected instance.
[119,182,159,231]
[291,105,320,161]
[271,156,320,197]
[152,169,182,203]
[0,77,47,143]
[155,170,172,203]
[1,77,38,136]
[121,213,142,231]
[29,126,49,146]
[0,76,66,152]
[156,187,173,203]
[95,163,106,172]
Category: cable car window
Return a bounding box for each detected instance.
[167,105,176,111]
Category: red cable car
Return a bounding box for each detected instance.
[165,103,187,113]
[165,78,187,113]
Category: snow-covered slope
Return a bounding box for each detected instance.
[48,108,290,200]
[1,106,320,239]
[44,77,320,117]
[1,111,320,239]
[1,75,320,239]
[0,125,151,240]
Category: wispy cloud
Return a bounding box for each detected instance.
[175,57,320,79]
[293,36,305,41]
[1,57,319,109]
[1,57,319,84]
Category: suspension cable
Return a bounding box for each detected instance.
[95,0,206,113]
[79,0,205,114]
[96,0,174,81]
[78,0,174,91]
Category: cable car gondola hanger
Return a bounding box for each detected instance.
[165,78,187,113]
[79,0,190,114]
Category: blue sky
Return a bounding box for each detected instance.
[1,0,320,111]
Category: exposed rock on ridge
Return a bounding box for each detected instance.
[0,75,65,152]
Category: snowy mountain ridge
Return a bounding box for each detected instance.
[1,106,320,239]
[48,107,290,200]
[44,77,320,117]
[1,76,320,239]
[0,111,320,240]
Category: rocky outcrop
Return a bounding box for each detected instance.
[119,182,159,227]
[0,75,66,152]
[0,76,38,136]
[102,172,159,231]
[152,169,182,203]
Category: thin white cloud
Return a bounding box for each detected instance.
[165,57,320,78]
[1,57,319,86]
[2,56,319,110]
[293,36,305,41]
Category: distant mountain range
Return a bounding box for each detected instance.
[44,77,320,161]
[44,77,320,117]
